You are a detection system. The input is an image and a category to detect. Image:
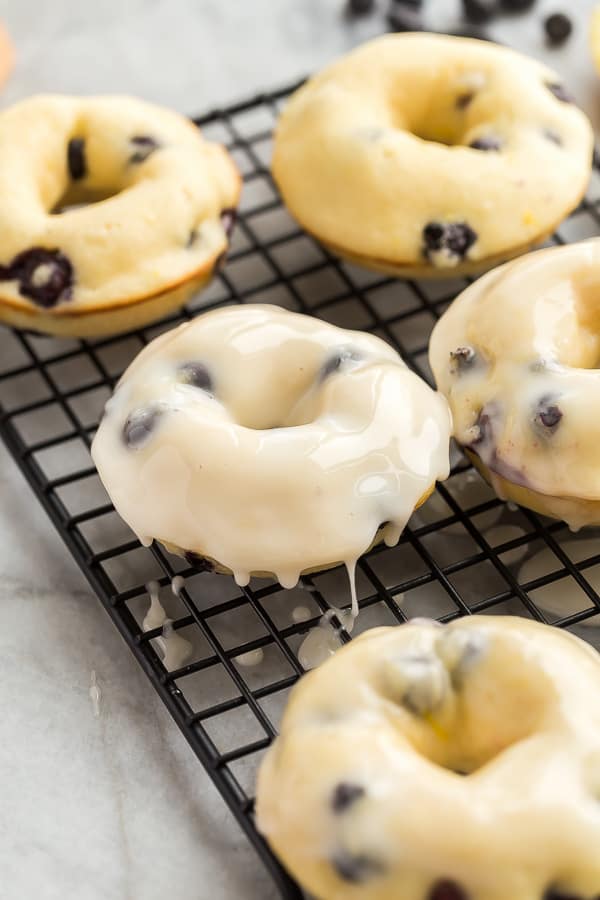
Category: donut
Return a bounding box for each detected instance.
[91,304,451,589]
[0,23,14,91]
[429,239,600,530]
[257,616,600,900]
[591,5,600,76]
[0,95,240,337]
[273,33,593,278]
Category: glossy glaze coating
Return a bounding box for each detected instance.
[91,305,451,587]
[430,239,600,528]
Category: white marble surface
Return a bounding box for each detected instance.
[0,1,599,899]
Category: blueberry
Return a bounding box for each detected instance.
[331,852,384,884]
[129,135,160,164]
[387,5,423,30]
[0,248,74,308]
[428,879,469,900]
[500,0,535,9]
[67,138,86,180]
[122,407,163,449]
[346,0,375,14]
[544,13,572,45]
[469,135,502,151]
[331,782,365,813]
[184,552,215,573]
[177,362,213,392]
[220,208,237,239]
[450,346,477,373]
[423,222,477,264]
[320,348,362,380]
[543,891,582,900]
[456,92,475,110]
[535,397,562,430]
[543,128,562,146]
[462,0,498,24]
[469,406,495,446]
[546,82,574,104]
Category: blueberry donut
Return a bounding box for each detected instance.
[91,305,451,588]
[430,239,600,530]
[0,95,240,337]
[273,33,593,278]
[257,616,600,900]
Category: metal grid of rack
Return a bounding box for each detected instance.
[2,82,600,899]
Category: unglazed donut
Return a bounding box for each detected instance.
[273,33,593,277]
[257,616,600,900]
[0,22,14,92]
[430,239,600,530]
[0,95,240,337]
[91,304,451,588]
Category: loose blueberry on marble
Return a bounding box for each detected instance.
[469,136,502,151]
[320,348,363,380]
[462,0,498,24]
[129,135,160,164]
[184,551,215,573]
[387,5,423,30]
[67,137,86,180]
[331,852,384,884]
[500,0,535,9]
[544,13,572,46]
[423,222,477,264]
[535,397,562,430]
[331,782,365,813]
[546,82,574,104]
[122,407,163,449]
[220,207,237,239]
[177,362,213,392]
[0,247,74,308]
[429,879,469,900]
[346,0,375,14]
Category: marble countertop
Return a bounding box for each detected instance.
[0,1,598,899]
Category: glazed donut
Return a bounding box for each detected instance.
[273,33,593,277]
[0,95,240,337]
[429,239,600,530]
[257,616,600,900]
[91,304,451,588]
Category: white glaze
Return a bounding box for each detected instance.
[257,616,600,900]
[291,605,311,623]
[236,649,265,668]
[92,305,451,590]
[430,239,600,528]
[89,670,102,718]
[142,581,192,671]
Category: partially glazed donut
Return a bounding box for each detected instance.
[273,33,593,277]
[430,239,600,530]
[0,95,240,337]
[257,616,600,900]
[91,305,451,588]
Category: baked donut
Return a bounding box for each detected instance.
[0,22,14,92]
[91,304,451,589]
[430,239,600,530]
[273,33,593,278]
[257,616,600,900]
[0,95,240,337]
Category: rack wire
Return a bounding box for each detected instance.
[2,81,600,899]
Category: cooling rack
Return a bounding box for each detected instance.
[2,81,600,900]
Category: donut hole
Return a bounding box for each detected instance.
[51,182,124,215]
[386,633,557,775]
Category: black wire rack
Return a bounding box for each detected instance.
[2,82,600,900]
